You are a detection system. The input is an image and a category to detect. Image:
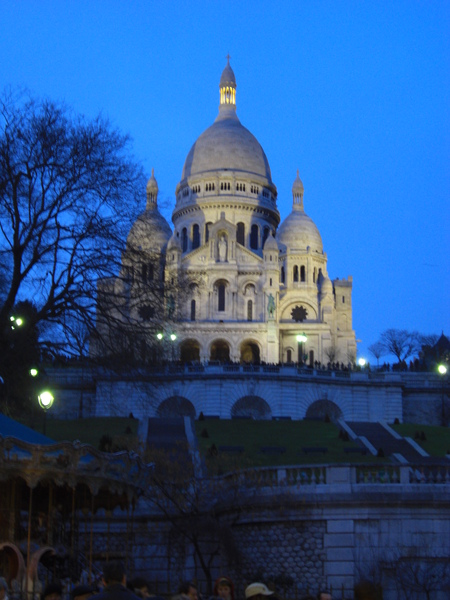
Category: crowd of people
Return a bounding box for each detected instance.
[2,562,384,600]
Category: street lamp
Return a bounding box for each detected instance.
[170,333,177,361]
[10,315,24,330]
[296,333,307,365]
[438,364,448,426]
[38,390,54,435]
[358,358,367,368]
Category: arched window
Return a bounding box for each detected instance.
[192,224,200,249]
[237,222,245,245]
[205,222,212,243]
[247,299,253,322]
[218,283,225,311]
[250,224,259,249]
[263,227,269,246]
[182,228,188,252]
[286,349,292,363]
[300,265,306,282]
[313,267,317,283]
[191,299,196,321]
[293,265,299,282]
[309,350,314,366]
[281,266,285,284]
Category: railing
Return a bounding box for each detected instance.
[47,363,449,388]
[220,463,450,489]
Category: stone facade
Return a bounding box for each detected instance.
[48,365,448,425]
[92,60,356,367]
[85,465,450,600]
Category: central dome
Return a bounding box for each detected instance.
[180,60,274,187]
[181,118,273,183]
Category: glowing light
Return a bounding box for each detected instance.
[296,333,307,343]
[438,364,447,375]
[358,358,366,367]
[170,333,177,341]
[30,368,38,377]
[156,332,164,340]
[38,391,54,409]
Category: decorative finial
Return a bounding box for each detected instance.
[151,167,154,177]
[297,169,299,177]
[226,53,231,65]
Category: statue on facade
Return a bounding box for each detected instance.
[218,235,227,262]
[267,293,276,318]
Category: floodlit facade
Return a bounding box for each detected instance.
[95,60,356,366]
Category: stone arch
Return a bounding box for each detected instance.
[157,396,196,418]
[210,339,230,362]
[231,396,272,420]
[180,339,201,363]
[240,340,260,364]
[305,399,343,422]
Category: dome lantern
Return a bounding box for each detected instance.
[146,168,158,210]
[219,55,236,110]
[292,169,304,210]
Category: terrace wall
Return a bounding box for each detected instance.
[47,365,449,425]
[93,464,450,600]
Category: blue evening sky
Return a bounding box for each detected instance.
[1,1,449,360]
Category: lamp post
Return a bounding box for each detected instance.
[438,364,447,426]
[38,390,54,435]
[156,332,177,362]
[358,358,367,369]
[170,333,177,362]
[296,333,307,365]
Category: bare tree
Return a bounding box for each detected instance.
[368,342,385,367]
[379,329,420,363]
[143,444,242,593]
[0,89,145,360]
[324,342,338,363]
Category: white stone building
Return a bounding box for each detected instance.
[95,60,356,366]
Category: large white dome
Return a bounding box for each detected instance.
[180,60,274,188]
[181,114,273,185]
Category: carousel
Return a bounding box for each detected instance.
[0,423,151,597]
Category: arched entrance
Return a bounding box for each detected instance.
[305,399,343,422]
[180,340,200,362]
[157,396,196,418]
[231,396,272,420]
[210,339,230,362]
[240,341,260,364]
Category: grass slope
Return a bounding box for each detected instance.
[195,419,381,472]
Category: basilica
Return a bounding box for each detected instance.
[94,60,356,366]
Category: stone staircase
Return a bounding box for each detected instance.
[145,417,188,450]
[346,421,426,462]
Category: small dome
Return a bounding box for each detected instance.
[321,276,333,294]
[127,209,172,253]
[264,232,279,252]
[277,211,323,253]
[277,173,322,253]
